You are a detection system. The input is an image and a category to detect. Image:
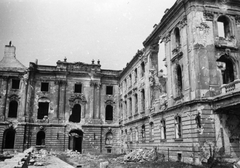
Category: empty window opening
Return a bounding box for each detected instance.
[135,94,138,113]
[135,127,139,142]
[3,129,15,149]
[195,113,202,129]
[149,122,154,141]
[141,125,145,142]
[175,116,182,139]
[129,74,132,87]
[69,104,81,123]
[174,27,181,48]
[36,131,45,146]
[217,56,234,84]
[129,128,133,142]
[176,65,183,96]
[105,105,113,121]
[106,86,113,95]
[141,89,145,111]
[177,153,182,162]
[74,84,82,93]
[105,132,113,145]
[134,68,138,82]
[107,148,112,153]
[37,102,49,119]
[12,79,20,89]
[41,82,49,92]
[69,130,83,153]
[129,98,132,116]
[8,100,18,118]
[217,16,231,38]
[161,119,167,140]
[141,62,145,77]
[125,129,128,143]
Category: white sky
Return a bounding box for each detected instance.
[0,0,176,70]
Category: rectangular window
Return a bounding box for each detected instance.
[134,68,138,82]
[175,116,182,139]
[12,79,20,89]
[161,119,167,140]
[37,102,49,119]
[41,82,49,92]
[106,86,113,95]
[217,22,225,38]
[74,83,82,93]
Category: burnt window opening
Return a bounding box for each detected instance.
[3,129,15,149]
[106,86,113,95]
[124,101,127,119]
[36,131,45,146]
[105,105,113,121]
[141,125,145,142]
[195,113,202,129]
[134,68,138,82]
[129,74,132,87]
[74,83,82,93]
[8,100,18,118]
[176,65,183,96]
[68,130,83,153]
[141,62,145,77]
[41,82,49,92]
[217,16,232,38]
[149,122,154,141]
[161,119,167,140]
[175,116,182,139]
[105,132,113,145]
[217,56,235,84]
[141,89,145,111]
[174,27,181,48]
[107,148,112,153]
[12,79,20,89]
[129,97,132,116]
[37,102,49,119]
[69,104,81,123]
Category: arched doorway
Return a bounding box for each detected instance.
[36,131,45,146]
[69,104,81,123]
[68,129,83,153]
[2,128,15,149]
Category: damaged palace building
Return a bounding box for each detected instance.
[1,0,240,164]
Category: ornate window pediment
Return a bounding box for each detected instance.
[69,93,87,108]
[8,94,20,101]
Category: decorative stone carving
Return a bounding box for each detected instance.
[69,93,87,108]
[179,16,187,28]
[235,15,240,25]
[8,94,20,101]
[203,11,214,21]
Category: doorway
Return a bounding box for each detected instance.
[69,129,83,153]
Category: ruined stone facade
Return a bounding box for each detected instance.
[1,0,240,165]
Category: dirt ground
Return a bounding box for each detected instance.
[57,153,233,168]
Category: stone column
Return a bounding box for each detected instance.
[95,83,101,119]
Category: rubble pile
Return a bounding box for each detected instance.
[123,148,164,162]
[30,148,51,166]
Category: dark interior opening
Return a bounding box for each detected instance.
[12,79,20,89]
[37,102,49,119]
[69,104,81,123]
[176,65,182,95]
[175,27,181,47]
[8,100,18,118]
[106,86,113,95]
[41,82,49,92]
[75,84,82,93]
[217,55,235,84]
[217,15,231,38]
[69,130,83,153]
[3,129,15,149]
[36,131,45,145]
[105,105,113,121]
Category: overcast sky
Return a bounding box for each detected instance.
[0,0,176,71]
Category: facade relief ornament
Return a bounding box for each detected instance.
[178,16,187,29]
[8,94,20,101]
[235,15,240,25]
[69,93,87,108]
[204,11,214,21]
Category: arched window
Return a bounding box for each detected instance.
[160,119,166,140]
[105,105,113,121]
[174,27,181,48]
[69,104,81,123]
[3,128,15,149]
[36,131,45,146]
[149,122,154,141]
[134,93,138,114]
[141,62,145,77]
[69,129,83,153]
[217,55,235,84]
[141,89,145,111]
[8,100,18,118]
[176,64,183,96]
[217,15,232,38]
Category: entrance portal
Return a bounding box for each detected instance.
[68,129,83,153]
[2,128,15,149]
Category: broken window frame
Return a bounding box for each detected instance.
[129,97,132,116]
[69,104,81,123]
[175,64,183,98]
[160,119,167,140]
[74,83,82,93]
[11,79,20,90]
[175,115,182,139]
[135,127,139,142]
[149,122,154,142]
[174,27,181,48]
[217,15,232,39]
[36,131,45,146]
[141,89,145,112]
[106,85,113,95]
[37,102,49,119]
[8,100,18,118]
[41,82,49,92]
[105,132,113,146]
[141,125,146,142]
[3,128,15,149]
[141,62,145,77]
[134,93,138,114]
[129,128,133,143]
[134,68,138,83]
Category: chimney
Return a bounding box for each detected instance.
[4,41,16,58]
